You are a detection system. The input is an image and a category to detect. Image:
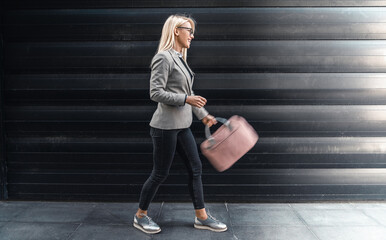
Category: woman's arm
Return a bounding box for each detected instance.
[190,91,217,126]
[201,114,217,127]
[186,95,206,108]
[149,53,186,106]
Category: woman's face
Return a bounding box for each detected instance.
[175,22,194,49]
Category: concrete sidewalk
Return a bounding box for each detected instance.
[1,201,386,240]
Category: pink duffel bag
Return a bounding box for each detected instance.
[200,115,259,172]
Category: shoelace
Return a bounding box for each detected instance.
[207,213,219,222]
[139,214,154,224]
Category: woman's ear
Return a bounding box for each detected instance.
[174,28,179,37]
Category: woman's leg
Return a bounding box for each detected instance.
[195,208,208,220]
[176,128,207,219]
[137,127,178,215]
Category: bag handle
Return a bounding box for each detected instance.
[204,117,233,148]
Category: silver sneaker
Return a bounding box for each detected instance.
[133,213,161,234]
[194,213,227,232]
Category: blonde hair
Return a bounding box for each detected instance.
[157,14,196,61]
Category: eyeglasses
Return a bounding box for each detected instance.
[177,27,194,36]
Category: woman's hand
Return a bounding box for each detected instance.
[186,95,207,108]
[202,114,217,127]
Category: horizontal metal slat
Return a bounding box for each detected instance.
[7,169,386,185]
[4,0,386,9]
[7,152,386,170]
[7,184,386,196]
[6,105,386,121]
[5,89,386,105]
[5,73,386,105]
[5,41,386,73]
[5,73,386,90]
[4,8,386,41]
[5,8,386,24]
[6,137,386,154]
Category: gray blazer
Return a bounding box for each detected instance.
[149,49,209,129]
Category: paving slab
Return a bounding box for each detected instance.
[290,203,354,210]
[154,202,233,240]
[158,202,203,225]
[311,226,386,240]
[296,209,379,226]
[360,208,386,227]
[152,222,212,240]
[350,202,386,209]
[0,221,7,229]
[228,203,291,211]
[85,202,161,225]
[0,201,44,207]
[227,203,304,226]
[205,203,230,224]
[69,223,150,240]
[13,201,96,223]
[0,222,79,240]
[0,201,39,221]
[1,201,386,240]
[208,230,240,240]
[232,225,319,240]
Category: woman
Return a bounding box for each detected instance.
[133,14,227,234]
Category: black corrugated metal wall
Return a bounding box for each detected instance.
[0,2,7,200]
[2,1,386,201]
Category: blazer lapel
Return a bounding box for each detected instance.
[184,61,195,80]
[168,49,193,93]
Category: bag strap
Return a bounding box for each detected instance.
[204,117,233,148]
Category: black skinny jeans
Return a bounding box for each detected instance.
[139,127,205,210]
